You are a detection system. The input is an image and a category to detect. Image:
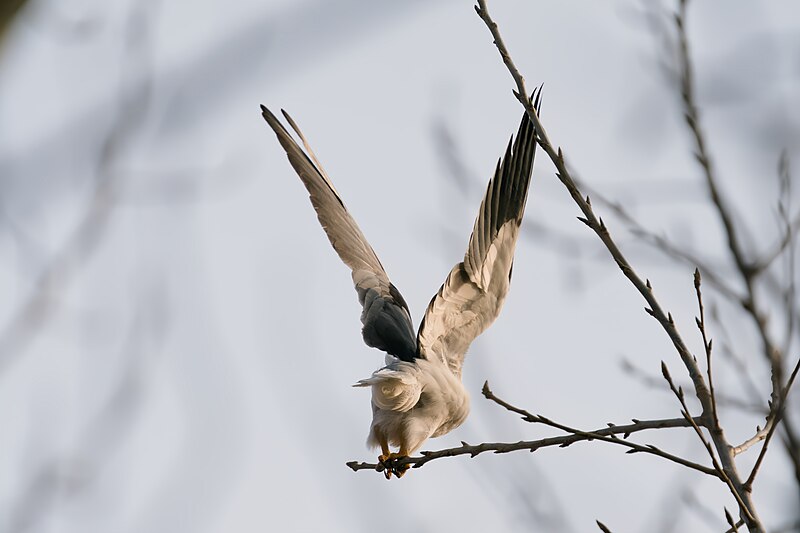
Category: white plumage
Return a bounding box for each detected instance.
[261,91,540,478]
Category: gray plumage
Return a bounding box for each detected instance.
[261,90,540,477]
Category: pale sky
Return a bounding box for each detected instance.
[1,1,799,531]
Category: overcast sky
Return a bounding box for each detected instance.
[1,1,799,532]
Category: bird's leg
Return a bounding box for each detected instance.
[377,437,392,480]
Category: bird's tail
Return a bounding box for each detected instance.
[354,367,421,413]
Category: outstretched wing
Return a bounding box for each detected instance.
[417,91,540,377]
[261,106,418,362]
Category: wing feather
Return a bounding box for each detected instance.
[261,106,417,361]
[417,90,541,376]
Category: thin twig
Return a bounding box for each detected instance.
[732,425,772,458]
[660,361,752,522]
[480,380,697,434]
[751,212,800,276]
[776,152,797,365]
[348,382,718,478]
[751,151,798,276]
[745,355,800,490]
[694,269,719,427]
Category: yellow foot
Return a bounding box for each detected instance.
[394,449,410,478]
[377,453,409,479]
[394,461,410,478]
[377,454,392,479]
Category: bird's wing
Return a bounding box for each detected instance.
[417,91,540,377]
[261,106,418,362]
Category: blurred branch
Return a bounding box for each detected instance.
[0,0,157,376]
[7,299,161,532]
[620,357,765,414]
[744,356,800,490]
[660,360,752,519]
[674,0,784,415]
[0,0,27,44]
[574,175,742,303]
[774,152,798,358]
[710,304,768,407]
[682,487,732,531]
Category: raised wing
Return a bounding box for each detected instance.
[261,106,417,362]
[417,91,540,376]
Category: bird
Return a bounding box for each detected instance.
[260,90,540,479]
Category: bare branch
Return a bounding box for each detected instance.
[7,300,160,532]
[694,269,719,427]
[732,426,771,458]
[474,0,712,412]
[474,0,765,528]
[661,360,751,520]
[750,152,799,276]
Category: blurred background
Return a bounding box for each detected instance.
[1,0,799,531]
